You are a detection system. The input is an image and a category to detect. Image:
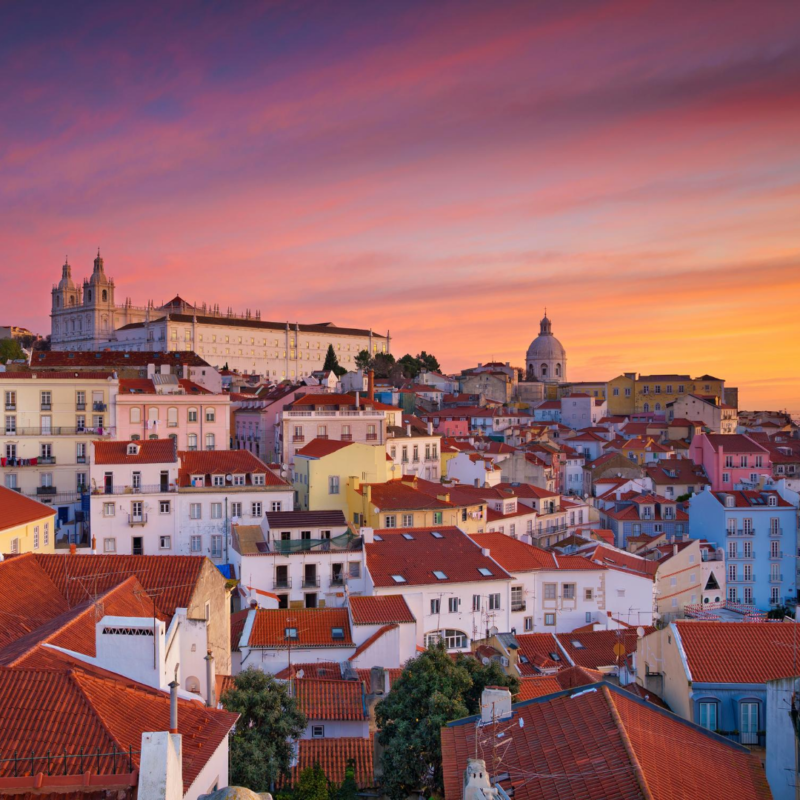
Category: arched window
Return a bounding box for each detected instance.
[168,433,177,441]
[77,318,82,331]
[87,289,92,302]
[102,290,107,302]
[188,407,198,423]
[655,403,661,411]
[70,319,75,332]
[540,364,548,378]
[56,296,61,307]
[205,407,216,423]
[643,403,650,412]
[167,407,178,428]
[131,434,141,441]
[130,407,142,424]
[555,364,561,378]
[148,407,159,422]
[69,295,75,306]
[149,434,158,440]
[205,433,216,450]
[188,433,198,451]
[424,629,468,649]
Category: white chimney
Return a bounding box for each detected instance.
[406,423,412,436]
[428,421,434,435]
[464,759,498,800]
[205,651,215,708]
[139,731,183,800]
[360,526,374,544]
[481,686,512,724]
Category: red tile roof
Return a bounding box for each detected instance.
[32,351,210,368]
[515,675,561,701]
[703,433,769,454]
[514,634,564,675]
[0,665,238,791]
[711,489,793,508]
[93,438,177,464]
[585,545,659,579]
[674,621,800,684]
[495,482,559,499]
[356,667,403,690]
[275,662,343,680]
[0,487,55,531]
[361,480,454,511]
[291,736,375,789]
[470,533,604,573]
[366,527,511,587]
[441,683,770,800]
[178,449,287,486]
[230,609,249,652]
[349,595,415,625]
[295,438,354,458]
[555,628,654,670]
[294,678,367,720]
[248,608,353,648]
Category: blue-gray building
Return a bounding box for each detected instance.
[688,485,798,609]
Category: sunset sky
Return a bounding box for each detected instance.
[2,1,799,411]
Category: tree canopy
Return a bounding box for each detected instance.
[396,351,441,379]
[354,349,372,371]
[221,668,307,791]
[0,338,25,364]
[323,344,347,377]
[375,644,518,799]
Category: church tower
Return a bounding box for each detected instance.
[51,258,83,348]
[525,311,567,383]
[82,250,116,346]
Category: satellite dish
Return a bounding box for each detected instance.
[636,626,645,638]
[296,669,305,679]
[489,626,499,637]
[226,474,233,482]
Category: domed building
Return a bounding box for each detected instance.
[526,312,566,383]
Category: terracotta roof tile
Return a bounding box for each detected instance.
[361,480,454,511]
[274,662,343,680]
[93,438,177,464]
[514,634,564,675]
[294,678,366,720]
[441,682,770,800]
[248,608,353,648]
[349,595,415,625]
[366,527,511,587]
[586,545,659,579]
[295,438,355,458]
[0,487,55,532]
[470,533,605,573]
[555,628,654,670]
[178,449,287,486]
[291,736,375,789]
[674,621,799,684]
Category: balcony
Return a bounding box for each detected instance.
[273,576,292,589]
[77,455,87,464]
[286,409,385,418]
[366,433,378,441]
[769,573,783,582]
[301,575,321,588]
[40,403,52,411]
[76,402,86,411]
[769,551,784,560]
[93,402,107,412]
[36,486,57,496]
[5,404,15,411]
[769,528,783,537]
[128,514,148,527]
[3,426,114,437]
[38,456,56,465]
[511,601,527,613]
[340,434,353,441]
[316,434,329,440]
[292,435,305,443]
[330,574,346,586]
[93,484,176,495]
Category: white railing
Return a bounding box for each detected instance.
[285,410,385,418]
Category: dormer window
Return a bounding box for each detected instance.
[191,475,205,487]
[253,474,265,486]
[126,443,139,456]
[725,496,734,508]
[768,496,777,506]
[233,475,245,486]
[213,475,225,487]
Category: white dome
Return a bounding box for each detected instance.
[526,333,566,362]
[525,313,566,382]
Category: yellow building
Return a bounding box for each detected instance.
[293,438,398,514]
[0,486,57,554]
[0,372,118,527]
[607,373,725,417]
[557,381,608,400]
[347,476,487,533]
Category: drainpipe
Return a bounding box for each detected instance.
[225,497,229,565]
[169,679,179,733]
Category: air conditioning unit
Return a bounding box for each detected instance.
[500,656,509,667]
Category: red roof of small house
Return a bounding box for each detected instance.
[117,378,212,395]
[294,678,367,720]
[470,533,605,573]
[712,490,792,508]
[703,434,769,454]
[0,487,54,532]
[178,449,287,486]
[359,479,454,511]
[0,665,238,792]
[230,609,249,652]
[295,438,354,458]
[585,545,659,579]
[275,662,343,680]
[674,621,800,684]
[349,595,415,625]
[495,482,559,499]
[513,633,564,676]
[441,683,770,800]
[365,527,511,587]
[290,736,375,789]
[247,608,354,648]
[93,438,177,464]
[555,628,654,670]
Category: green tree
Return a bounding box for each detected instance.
[397,354,421,379]
[354,349,373,371]
[372,352,396,379]
[323,344,347,377]
[221,668,307,792]
[334,759,359,800]
[416,351,440,373]
[0,338,25,364]
[455,654,519,710]
[375,644,472,799]
[294,763,330,800]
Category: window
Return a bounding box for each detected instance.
[348,562,361,578]
[189,504,202,520]
[271,501,283,513]
[231,502,243,517]
[402,514,414,528]
[43,522,49,547]
[472,594,481,611]
[544,583,556,600]
[100,537,116,554]
[103,502,115,517]
[213,475,225,487]
[524,617,533,631]
[728,564,736,582]
[384,515,396,528]
[424,629,468,649]
[391,575,406,583]
[770,540,780,558]
[431,598,440,615]
[544,613,556,626]
[210,535,223,558]
[584,588,593,601]
[188,433,198,451]
[311,725,325,739]
[743,541,752,558]
[211,503,222,519]
[744,586,753,604]
[433,511,443,525]
[728,541,736,558]
[698,702,717,731]
[562,583,575,600]
[329,476,340,495]
[188,408,198,423]
[33,527,40,549]
[159,536,172,550]
[160,500,171,514]
[191,535,202,553]
[448,597,460,613]
[434,570,448,580]
[205,408,216,422]
[488,593,501,610]
[205,433,215,450]
[722,472,730,484]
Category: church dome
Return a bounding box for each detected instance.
[57,259,76,290]
[526,313,566,362]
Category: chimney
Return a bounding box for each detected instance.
[360,526,374,544]
[464,759,496,800]
[673,543,678,556]
[205,651,215,708]
[91,536,97,555]
[368,369,375,401]
[406,423,411,437]
[427,421,433,435]
[355,391,360,409]
[69,543,76,555]
[480,686,512,724]
[169,680,179,733]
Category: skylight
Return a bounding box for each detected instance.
[430,531,444,539]
[331,627,345,640]
[402,533,415,540]
[391,575,407,583]
[571,641,585,649]
[374,535,383,542]
[477,568,493,576]
[433,570,448,580]
[285,627,298,639]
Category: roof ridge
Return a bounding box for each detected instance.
[602,685,655,800]
[67,669,128,755]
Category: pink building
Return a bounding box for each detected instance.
[416,409,471,437]
[115,377,230,451]
[690,433,771,491]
